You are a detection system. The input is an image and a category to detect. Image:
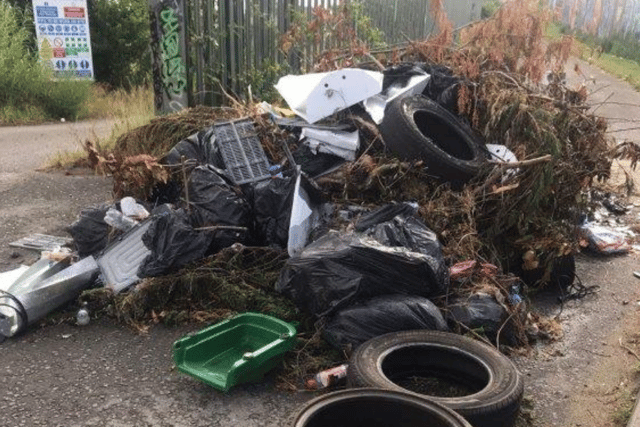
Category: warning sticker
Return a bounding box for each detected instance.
[63,7,84,18]
[33,0,93,79]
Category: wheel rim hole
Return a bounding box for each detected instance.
[381,345,490,397]
[413,110,475,161]
[302,396,456,427]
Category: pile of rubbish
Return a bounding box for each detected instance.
[1,3,630,394]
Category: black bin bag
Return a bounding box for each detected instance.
[324,294,448,350]
[67,204,112,258]
[187,165,251,251]
[139,209,213,277]
[276,204,449,318]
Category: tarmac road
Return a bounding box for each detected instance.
[2,61,640,426]
[0,120,309,427]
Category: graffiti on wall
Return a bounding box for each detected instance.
[150,0,188,114]
[159,8,187,97]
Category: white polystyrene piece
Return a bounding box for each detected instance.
[275,69,384,124]
[120,197,150,220]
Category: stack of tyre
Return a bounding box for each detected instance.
[293,331,523,427]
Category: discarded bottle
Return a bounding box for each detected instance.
[305,364,348,390]
[76,304,90,326]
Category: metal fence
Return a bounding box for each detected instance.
[151,0,479,112]
[552,0,640,38]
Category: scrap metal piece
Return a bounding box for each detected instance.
[0,256,99,337]
[212,118,272,185]
[275,69,384,124]
[9,234,73,252]
[97,220,152,293]
[2,258,67,295]
[0,266,29,292]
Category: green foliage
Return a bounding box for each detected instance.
[351,1,386,49]
[89,0,152,89]
[41,79,93,119]
[239,58,290,103]
[481,0,502,19]
[0,2,44,104]
[0,0,90,122]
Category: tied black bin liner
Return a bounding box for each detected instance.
[67,204,112,258]
[422,65,462,114]
[447,293,511,340]
[139,210,213,277]
[247,173,297,248]
[188,165,251,250]
[324,294,448,349]
[163,127,223,168]
[276,205,448,318]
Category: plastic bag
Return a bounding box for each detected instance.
[163,127,223,168]
[381,63,429,91]
[138,210,213,277]
[354,202,419,231]
[188,165,251,251]
[447,293,511,339]
[422,65,461,113]
[324,294,447,350]
[579,223,631,254]
[276,209,448,318]
[67,204,112,258]
[104,207,138,231]
[188,166,250,225]
[248,174,297,248]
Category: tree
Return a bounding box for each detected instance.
[88,0,152,89]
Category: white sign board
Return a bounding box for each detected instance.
[32,0,94,79]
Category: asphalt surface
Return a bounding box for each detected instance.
[0,120,309,427]
[2,60,640,426]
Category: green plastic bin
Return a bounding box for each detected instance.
[173,313,297,392]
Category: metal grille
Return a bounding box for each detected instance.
[213,119,271,185]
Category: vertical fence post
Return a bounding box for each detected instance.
[149,0,190,114]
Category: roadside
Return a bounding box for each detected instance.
[2,59,640,427]
[512,57,640,427]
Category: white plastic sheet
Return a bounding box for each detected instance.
[363,74,430,124]
[275,69,384,124]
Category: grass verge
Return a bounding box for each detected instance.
[547,22,640,92]
[46,85,155,169]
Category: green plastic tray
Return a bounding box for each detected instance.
[173,313,297,392]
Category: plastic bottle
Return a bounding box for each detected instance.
[305,364,348,390]
[77,304,90,326]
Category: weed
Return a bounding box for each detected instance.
[613,390,636,425]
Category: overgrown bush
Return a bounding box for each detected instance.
[0,0,90,122]
[89,0,152,89]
